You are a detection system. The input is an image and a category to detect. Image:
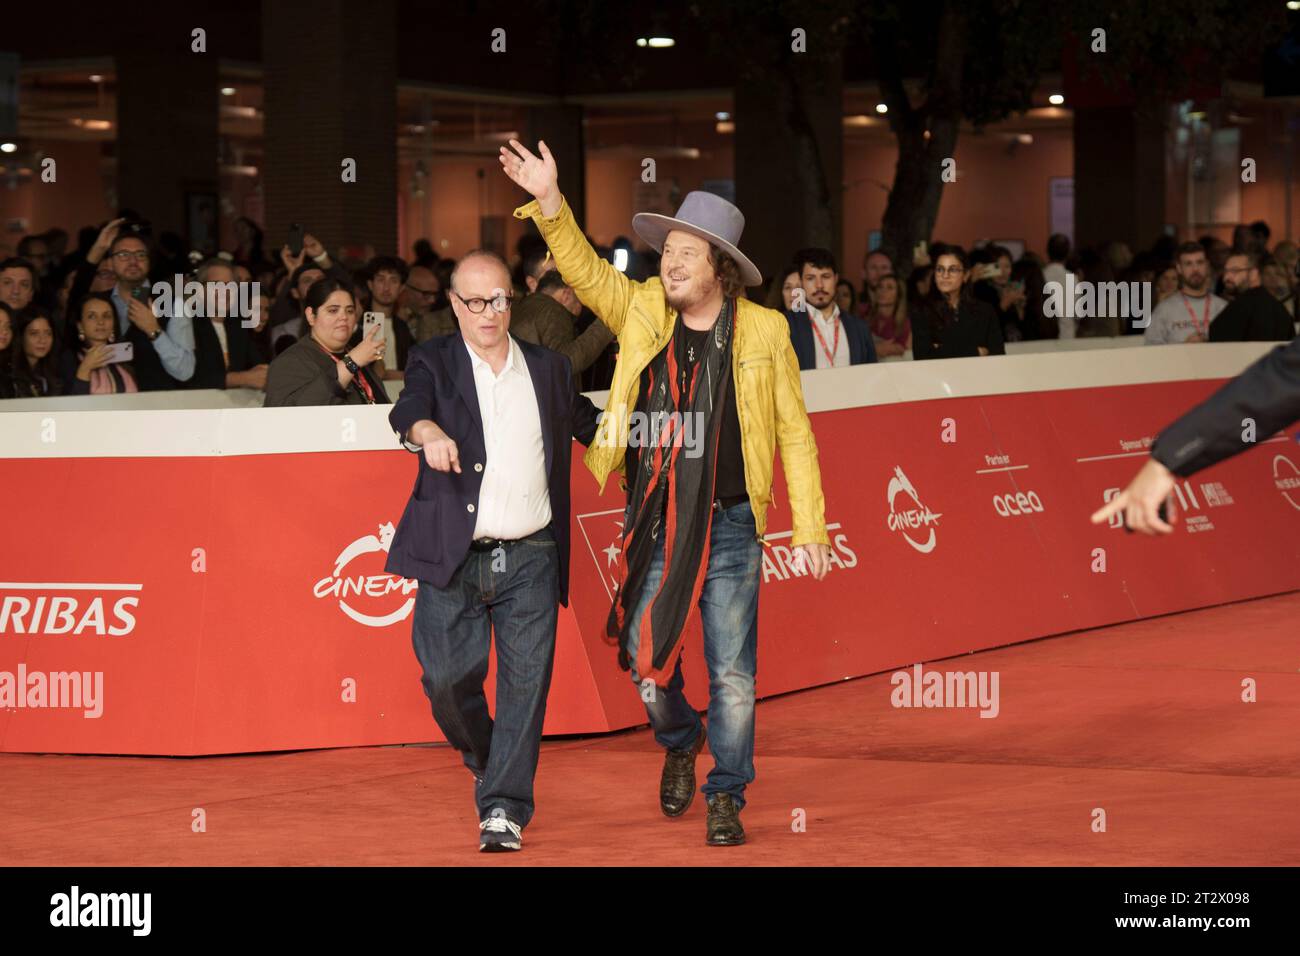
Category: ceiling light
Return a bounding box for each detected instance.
[0,143,16,154]
[1048,93,1065,105]
[89,74,104,83]
[715,111,730,121]
[636,36,674,48]
[221,87,236,96]
[875,103,888,114]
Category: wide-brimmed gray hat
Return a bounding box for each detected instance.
[632,191,763,287]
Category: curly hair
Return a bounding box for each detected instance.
[708,246,749,298]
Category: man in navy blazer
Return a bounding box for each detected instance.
[386,249,599,852]
[784,247,878,369]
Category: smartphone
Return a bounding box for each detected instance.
[130,285,149,302]
[287,223,304,257]
[363,312,384,343]
[103,342,134,364]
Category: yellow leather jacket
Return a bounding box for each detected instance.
[514,196,829,548]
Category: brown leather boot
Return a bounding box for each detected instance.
[705,793,745,846]
[659,732,706,817]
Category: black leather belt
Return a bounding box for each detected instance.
[712,494,749,511]
[469,524,552,552]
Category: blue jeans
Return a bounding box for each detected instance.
[410,526,559,828]
[625,500,763,809]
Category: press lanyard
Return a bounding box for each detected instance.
[1180,293,1210,337]
[314,340,376,403]
[810,308,841,365]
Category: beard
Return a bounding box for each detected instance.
[663,271,718,312]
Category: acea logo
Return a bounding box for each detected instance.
[313,522,417,628]
[886,466,941,553]
[1273,454,1300,511]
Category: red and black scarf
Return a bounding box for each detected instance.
[605,299,735,686]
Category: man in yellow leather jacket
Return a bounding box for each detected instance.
[503,139,831,847]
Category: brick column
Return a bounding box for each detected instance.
[733,52,843,286]
[261,0,397,256]
[116,23,218,240]
[1074,103,1168,251]
[525,104,585,229]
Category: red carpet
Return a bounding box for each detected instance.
[3,591,1298,867]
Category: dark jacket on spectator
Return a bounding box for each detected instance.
[9,355,63,398]
[263,334,390,407]
[1208,287,1295,343]
[121,314,189,392]
[511,292,615,383]
[189,316,265,389]
[911,298,1006,360]
[783,307,877,369]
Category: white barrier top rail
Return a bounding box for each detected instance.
[0,342,1278,459]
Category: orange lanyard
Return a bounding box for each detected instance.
[1180,293,1210,336]
[314,340,376,403]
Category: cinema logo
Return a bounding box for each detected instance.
[891,664,1000,719]
[0,583,140,636]
[1273,454,1300,511]
[313,522,416,628]
[886,466,941,553]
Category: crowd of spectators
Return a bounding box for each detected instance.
[1,210,1295,403]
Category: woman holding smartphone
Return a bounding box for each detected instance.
[61,293,139,395]
[263,278,389,407]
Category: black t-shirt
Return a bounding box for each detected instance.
[1208,287,1295,343]
[625,320,746,503]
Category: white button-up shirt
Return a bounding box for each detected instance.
[806,303,850,368]
[464,335,551,539]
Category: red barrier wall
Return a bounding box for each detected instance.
[2,377,1298,754]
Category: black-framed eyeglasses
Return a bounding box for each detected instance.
[112,250,149,261]
[453,290,513,314]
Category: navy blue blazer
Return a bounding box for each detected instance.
[385,333,600,606]
[784,308,878,369]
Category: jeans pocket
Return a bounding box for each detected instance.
[720,501,756,527]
